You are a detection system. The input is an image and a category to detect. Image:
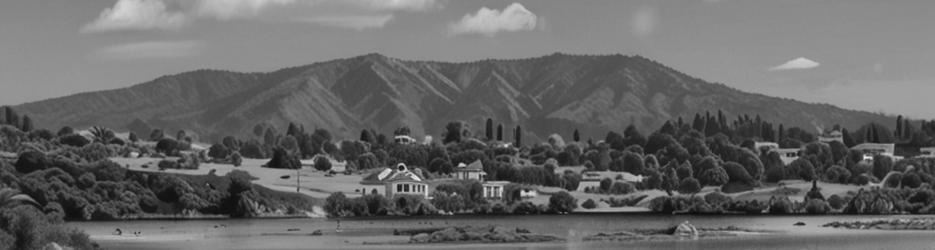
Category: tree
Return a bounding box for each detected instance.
[155,138,180,156]
[128,132,139,143]
[394,126,411,136]
[496,124,503,141]
[722,162,755,185]
[514,125,523,147]
[699,166,729,186]
[14,151,48,174]
[485,118,494,140]
[573,129,580,142]
[266,148,300,169]
[56,126,74,137]
[581,199,597,209]
[443,121,469,144]
[287,122,301,137]
[789,158,817,181]
[678,177,702,195]
[548,191,577,214]
[871,154,893,180]
[208,144,231,160]
[314,156,333,171]
[623,124,646,148]
[59,134,91,147]
[0,188,38,210]
[150,129,165,141]
[20,115,33,132]
[230,152,243,167]
[360,129,375,143]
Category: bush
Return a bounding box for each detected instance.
[15,151,48,174]
[608,182,636,195]
[314,156,332,171]
[230,152,243,167]
[699,166,729,186]
[208,144,230,160]
[266,148,300,169]
[827,194,845,210]
[155,138,180,156]
[678,177,701,195]
[582,199,597,209]
[768,196,794,214]
[804,198,830,214]
[548,191,577,214]
[59,134,91,147]
[824,165,851,184]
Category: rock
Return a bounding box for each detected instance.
[46,243,64,250]
[516,227,531,234]
[794,222,806,226]
[410,233,430,243]
[430,227,461,242]
[310,229,323,236]
[674,221,698,239]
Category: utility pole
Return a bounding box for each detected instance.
[296,166,301,193]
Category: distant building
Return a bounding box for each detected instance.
[394,135,417,145]
[776,148,801,165]
[482,181,509,199]
[453,160,487,181]
[520,188,538,199]
[851,143,898,163]
[919,147,935,158]
[359,163,429,198]
[754,142,779,153]
[575,176,601,192]
[818,130,844,143]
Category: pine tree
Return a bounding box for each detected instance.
[496,124,503,141]
[842,128,855,147]
[573,129,580,142]
[287,122,301,137]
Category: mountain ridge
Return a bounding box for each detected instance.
[14,52,894,142]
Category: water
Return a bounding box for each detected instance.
[70,214,935,249]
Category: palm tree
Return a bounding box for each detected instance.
[0,187,38,210]
[89,126,115,143]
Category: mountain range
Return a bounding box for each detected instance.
[13,53,892,143]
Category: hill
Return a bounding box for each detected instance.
[14,53,892,142]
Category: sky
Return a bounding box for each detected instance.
[1,0,934,119]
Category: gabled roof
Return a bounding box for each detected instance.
[360,164,426,185]
[455,160,484,172]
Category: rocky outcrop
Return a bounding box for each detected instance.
[408,225,561,244]
[823,218,935,230]
[674,221,699,239]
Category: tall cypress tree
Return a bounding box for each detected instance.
[896,115,903,140]
[514,125,522,147]
[485,118,494,140]
[573,129,580,142]
[21,115,33,132]
[496,124,503,141]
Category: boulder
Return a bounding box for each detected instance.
[674,221,698,239]
[410,233,430,243]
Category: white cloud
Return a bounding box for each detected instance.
[630,6,657,39]
[82,0,187,33]
[296,15,393,30]
[770,57,821,71]
[94,40,204,60]
[347,0,439,12]
[448,3,539,37]
[194,0,297,20]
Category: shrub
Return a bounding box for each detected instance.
[582,199,597,209]
[14,151,48,174]
[678,177,701,195]
[768,196,794,214]
[266,148,300,169]
[158,160,179,170]
[827,194,845,210]
[699,166,729,186]
[548,191,577,214]
[59,134,90,147]
[230,152,243,167]
[804,198,830,214]
[208,144,230,160]
[722,162,754,185]
[824,165,851,184]
[155,138,180,156]
[901,172,922,188]
[314,156,332,171]
[609,182,636,195]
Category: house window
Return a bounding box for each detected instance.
[397,184,402,192]
[404,184,410,192]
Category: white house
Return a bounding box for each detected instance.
[453,160,487,181]
[393,135,417,145]
[482,181,509,199]
[919,147,935,158]
[776,148,801,165]
[359,163,429,198]
[818,130,844,143]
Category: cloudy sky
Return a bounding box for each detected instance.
[1,0,934,119]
